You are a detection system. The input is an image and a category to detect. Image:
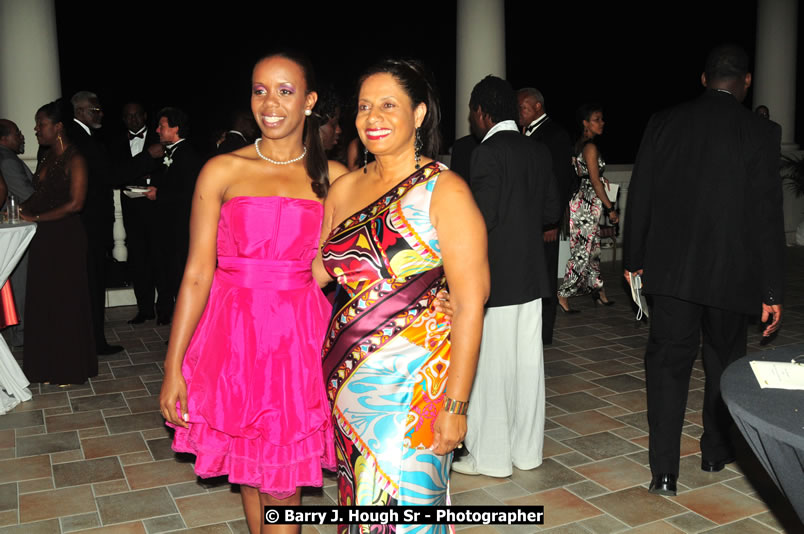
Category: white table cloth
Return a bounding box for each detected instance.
[0,222,37,414]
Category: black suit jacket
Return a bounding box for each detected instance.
[450,134,479,184]
[526,117,576,226]
[154,141,203,232]
[113,128,161,186]
[216,131,249,155]
[470,129,561,307]
[66,121,113,241]
[624,89,784,314]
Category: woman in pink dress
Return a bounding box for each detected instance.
[159,51,348,534]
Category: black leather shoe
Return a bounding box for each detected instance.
[648,474,677,496]
[156,315,172,326]
[701,457,735,472]
[97,344,124,355]
[127,313,155,325]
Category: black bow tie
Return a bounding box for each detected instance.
[128,130,144,140]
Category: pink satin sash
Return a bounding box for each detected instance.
[215,256,313,290]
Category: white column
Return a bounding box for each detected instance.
[455,0,506,138]
[112,191,127,262]
[0,0,61,171]
[754,0,798,150]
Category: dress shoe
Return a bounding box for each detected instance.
[156,315,172,326]
[128,313,155,325]
[701,456,735,472]
[648,473,677,496]
[97,344,124,355]
[451,456,480,476]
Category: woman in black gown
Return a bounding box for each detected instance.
[20,101,96,385]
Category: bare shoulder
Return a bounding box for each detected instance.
[327,167,363,199]
[432,168,471,195]
[328,160,349,184]
[195,152,246,197]
[582,141,599,158]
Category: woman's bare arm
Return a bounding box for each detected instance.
[428,170,490,454]
[584,143,619,224]
[159,158,228,427]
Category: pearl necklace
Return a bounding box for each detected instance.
[255,139,307,165]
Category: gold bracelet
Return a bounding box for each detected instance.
[443,397,468,415]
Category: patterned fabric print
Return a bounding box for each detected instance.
[558,146,605,297]
[322,162,453,534]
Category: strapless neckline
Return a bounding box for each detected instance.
[223,196,322,207]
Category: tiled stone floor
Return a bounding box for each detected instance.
[1,248,803,533]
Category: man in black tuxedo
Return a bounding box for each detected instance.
[141,107,203,324]
[69,91,123,355]
[624,45,784,496]
[216,110,258,155]
[518,88,575,345]
[115,102,161,324]
[449,134,479,185]
[452,75,560,477]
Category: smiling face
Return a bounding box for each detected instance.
[156,116,179,144]
[251,56,317,141]
[356,72,425,158]
[583,111,605,137]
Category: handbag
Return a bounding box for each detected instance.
[599,176,619,238]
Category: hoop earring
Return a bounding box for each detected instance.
[414,127,422,170]
[363,146,368,174]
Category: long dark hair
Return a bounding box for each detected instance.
[358,58,442,158]
[255,50,329,199]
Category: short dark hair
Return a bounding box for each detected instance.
[704,44,749,82]
[0,120,13,138]
[469,75,518,124]
[156,107,190,138]
[359,58,442,158]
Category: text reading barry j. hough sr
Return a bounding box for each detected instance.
[264,506,545,525]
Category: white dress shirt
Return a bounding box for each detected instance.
[481,120,520,143]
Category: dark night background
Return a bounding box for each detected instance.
[54,1,803,163]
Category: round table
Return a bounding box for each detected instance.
[721,344,804,524]
[0,222,37,413]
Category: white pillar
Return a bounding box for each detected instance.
[754,0,798,150]
[112,191,127,262]
[455,0,506,138]
[0,0,62,171]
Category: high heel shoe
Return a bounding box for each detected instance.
[558,299,580,314]
[592,290,615,306]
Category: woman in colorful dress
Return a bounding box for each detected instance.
[557,103,619,312]
[316,59,490,533]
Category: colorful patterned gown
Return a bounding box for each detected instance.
[322,162,453,534]
[558,142,605,297]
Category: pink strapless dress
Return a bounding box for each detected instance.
[171,196,335,497]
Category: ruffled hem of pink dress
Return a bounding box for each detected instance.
[170,416,335,498]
